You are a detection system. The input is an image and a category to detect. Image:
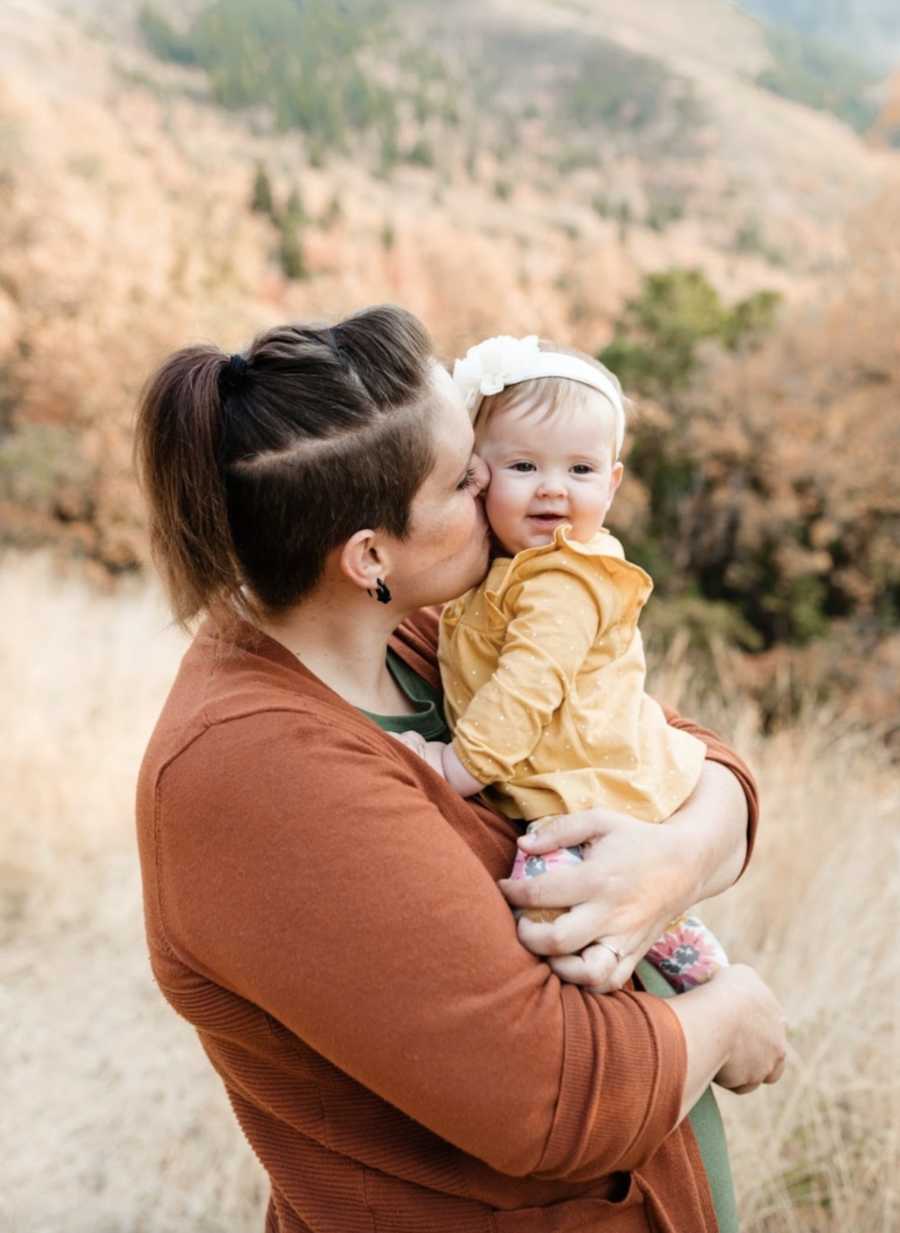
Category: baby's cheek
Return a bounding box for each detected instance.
[484,477,516,526]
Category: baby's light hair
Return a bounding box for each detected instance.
[473,340,627,459]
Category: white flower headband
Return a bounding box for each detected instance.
[452,334,626,458]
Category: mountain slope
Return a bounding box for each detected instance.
[0,0,896,577]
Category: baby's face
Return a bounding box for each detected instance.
[477,395,623,556]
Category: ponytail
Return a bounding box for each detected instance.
[135,347,245,625]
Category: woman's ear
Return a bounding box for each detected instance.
[339,529,391,594]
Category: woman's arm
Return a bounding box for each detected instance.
[155,710,695,1182]
[663,703,759,879]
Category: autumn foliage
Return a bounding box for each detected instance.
[0,4,897,734]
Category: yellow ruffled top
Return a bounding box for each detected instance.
[438,526,706,822]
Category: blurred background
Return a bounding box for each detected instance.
[1,1,898,1230]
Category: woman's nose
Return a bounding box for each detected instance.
[471,453,491,493]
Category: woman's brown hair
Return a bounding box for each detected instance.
[134,304,435,626]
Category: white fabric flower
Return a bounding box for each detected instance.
[453,334,542,413]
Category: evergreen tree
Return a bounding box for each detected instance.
[284,186,306,226]
[601,269,779,398]
[251,163,275,218]
[600,269,781,606]
[277,217,307,280]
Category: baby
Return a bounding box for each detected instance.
[405,334,728,992]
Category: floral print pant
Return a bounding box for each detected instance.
[509,843,729,993]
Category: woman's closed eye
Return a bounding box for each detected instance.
[457,466,479,490]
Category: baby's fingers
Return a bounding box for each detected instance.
[390,731,425,754]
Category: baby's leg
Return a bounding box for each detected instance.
[644,916,729,992]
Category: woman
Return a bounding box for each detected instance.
[134,305,785,1232]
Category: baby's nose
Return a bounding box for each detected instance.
[537,475,566,497]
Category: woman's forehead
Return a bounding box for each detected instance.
[430,360,464,412]
[429,363,474,463]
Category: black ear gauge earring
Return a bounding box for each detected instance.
[367,578,392,604]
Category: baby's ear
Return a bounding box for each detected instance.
[610,461,625,495]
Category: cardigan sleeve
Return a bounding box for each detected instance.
[662,704,760,876]
[153,710,685,1183]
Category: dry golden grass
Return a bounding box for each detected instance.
[648,642,900,1232]
[2,551,897,1232]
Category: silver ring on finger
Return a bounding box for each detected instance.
[597,939,623,963]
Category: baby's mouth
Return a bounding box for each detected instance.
[528,513,569,522]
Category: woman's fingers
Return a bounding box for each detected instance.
[514,902,652,963]
[548,943,633,993]
[764,1055,786,1086]
[516,808,622,854]
[515,902,599,956]
[499,863,599,914]
[509,880,667,961]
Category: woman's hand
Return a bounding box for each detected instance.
[711,965,788,1094]
[668,964,787,1118]
[498,761,750,992]
[499,808,687,991]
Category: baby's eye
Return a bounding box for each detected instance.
[571,464,594,475]
[510,461,536,472]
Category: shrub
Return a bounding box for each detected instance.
[139,0,394,151]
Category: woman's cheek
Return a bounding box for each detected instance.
[460,493,485,549]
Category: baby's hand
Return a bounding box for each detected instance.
[390,731,448,779]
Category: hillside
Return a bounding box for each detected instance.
[0,0,897,690]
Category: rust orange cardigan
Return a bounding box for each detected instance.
[136,608,758,1233]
